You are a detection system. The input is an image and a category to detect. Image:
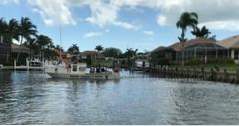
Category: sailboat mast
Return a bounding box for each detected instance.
[59,24,62,57]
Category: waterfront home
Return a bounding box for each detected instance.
[218,35,239,63]
[150,46,176,65]
[11,44,30,66]
[171,39,227,64]
[0,43,11,65]
[151,38,228,65]
[80,51,104,60]
[0,43,30,66]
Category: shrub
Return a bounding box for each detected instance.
[207,58,235,65]
[185,59,203,65]
[184,58,235,66]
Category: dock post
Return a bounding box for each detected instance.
[14,59,16,70]
[201,67,204,80]
[224,69,228,82]
[236,67,239,84]
[26,59,29,71]
[210,68,215,81]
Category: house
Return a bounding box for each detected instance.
[151,38,227,65]
[0,43,11,65]
[150,46,176,65]
[80,51,104,60]
[170,39,227,63]
[217,35,239,63]
[11,44,30,65]
[0,43,30,65]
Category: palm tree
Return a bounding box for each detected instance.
[55,44,64,52]
[191,26,211,39]
[124,48,138,68]
[209,35,217,41]
[36,35,52,50]
[67,44,80,63]
[67,44,80,55]
[5,19,19,44]
[0,18,8,43]
[103,47,122,58]
[35,35,54,59]
[19,17,37,45]
[176,12,198,42]
[176,12,198,65]
[95,45,103,52]
[125,48,138,58]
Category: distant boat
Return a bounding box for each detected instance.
[45,50,120,80]
[45,26,119,80]
[45,63,120,80]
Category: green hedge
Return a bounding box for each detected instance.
[185,58,235,66]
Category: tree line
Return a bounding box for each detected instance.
[67,44,144,59]
[0,17,146,61]
[0,17,64,59]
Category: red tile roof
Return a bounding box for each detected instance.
[169,38,218,51]
[218,35,239,49]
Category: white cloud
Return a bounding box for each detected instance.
[0,0,19,5]
[143,30,154,36]
[157,15,167,26]
[82,0,138,30]
[28,0,76,26]
[113,21,138,30]
[200,20,239,31]
[84,32,102,38]
[152,0,239,31]
[4,0,239,31]
[85,0,118,27]
[81,0,239,31]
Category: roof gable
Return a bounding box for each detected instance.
[218,35,239,48]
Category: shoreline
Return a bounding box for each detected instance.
[143,66,239,84]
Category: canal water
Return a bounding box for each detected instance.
[0,70,239,124]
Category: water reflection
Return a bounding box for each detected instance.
[0,71,239,124]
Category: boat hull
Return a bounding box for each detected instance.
[47,72,120,80]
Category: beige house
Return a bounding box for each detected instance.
[218,35,239,63]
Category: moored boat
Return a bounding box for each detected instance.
[45,63,120,80]
[44,49,120,80]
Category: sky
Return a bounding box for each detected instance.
[1,0,239,52]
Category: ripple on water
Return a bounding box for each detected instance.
[0,71,239,124]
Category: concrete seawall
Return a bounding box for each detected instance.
[144,66,239,84]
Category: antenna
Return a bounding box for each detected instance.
[60,24,62,46]
[59,24,62,58]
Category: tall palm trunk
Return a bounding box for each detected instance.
[181,28,186,41]
[181,28,186,66]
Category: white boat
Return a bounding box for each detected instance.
[45,26,120,80]
[45,62,120,80]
